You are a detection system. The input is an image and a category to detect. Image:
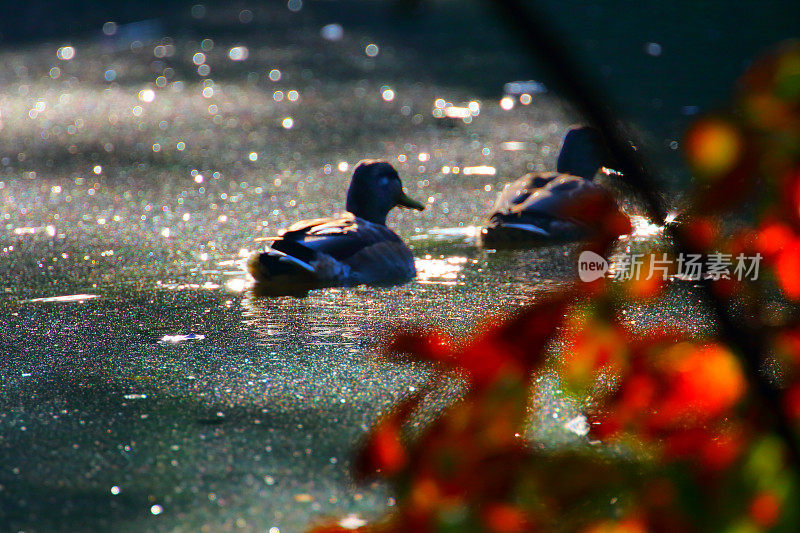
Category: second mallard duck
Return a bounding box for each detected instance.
[247,160,424,295]
[479,126,626,247]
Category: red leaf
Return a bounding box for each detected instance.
[354,391,425,480]
[458,295,572,387]
[783,384,800,422]
[749,491,782,528]
[682,216,719,251]
[655,343,746,425]
[776,240,800,300]
[756,221,794,259]
[386,328,453,365]
[482,503,533,533]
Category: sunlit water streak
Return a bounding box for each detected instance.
[25,293,98,303]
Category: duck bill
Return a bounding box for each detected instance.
[396,191,425,211]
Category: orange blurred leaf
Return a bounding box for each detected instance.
[685,118,744,180]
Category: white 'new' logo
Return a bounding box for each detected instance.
[578,250,609,282]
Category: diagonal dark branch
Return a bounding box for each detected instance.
[486,0,800,468]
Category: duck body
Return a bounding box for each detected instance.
[247,161,424,295]
[479,171,615,246]
[479,126,624,247]
[248,212,416,292]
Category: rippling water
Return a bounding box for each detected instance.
[0,1,745,531]
[0,227,715,532]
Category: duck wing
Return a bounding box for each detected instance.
[483,173,619,243]
[249,211,416,290]
[490,173,613,221]
[255,213,412,283]
[514,174,610,218]
[488,172,560,215]
[273,213,401,263]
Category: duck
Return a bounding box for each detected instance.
[247,160,425,295]
[479,126,626,246]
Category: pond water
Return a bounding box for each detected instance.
[0,1,789,531]
[3,231,717,531]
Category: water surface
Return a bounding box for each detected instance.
[0,1,744,530]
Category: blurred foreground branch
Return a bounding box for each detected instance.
[487,0,800,467]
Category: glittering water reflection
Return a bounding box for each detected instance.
[0,3,710,531]
[625,213,675,239]
[415,255,467,285]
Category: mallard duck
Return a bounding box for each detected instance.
[479,126,625,246]
[247,160,425,294]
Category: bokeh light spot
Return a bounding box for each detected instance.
[57,46,75,61]
[228,46,249,61]
[138,89,155,103]
[685,118,743,179]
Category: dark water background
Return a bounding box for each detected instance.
[0,1,795,531]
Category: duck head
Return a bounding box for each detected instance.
[556,126,612,180]
[346,160,425,225]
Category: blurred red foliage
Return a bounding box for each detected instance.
[310,42,800,532]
